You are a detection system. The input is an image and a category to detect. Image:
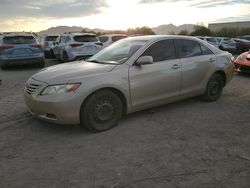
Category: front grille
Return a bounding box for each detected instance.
[25,83,42,95]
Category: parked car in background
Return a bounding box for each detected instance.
[234,50,250,73]
[216,37,236,53]
[232,38,250,54]
[24,35,234,132]
[0,32,45,69]
[238,35,250,41]
[98,34,128,48]
[197,36,219,47]
[40,35,58,58]
[52,32,103,62]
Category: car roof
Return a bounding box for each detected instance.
[127,35,203,41]
[1,32,34,37]
[126,35,222,54]
[62,32,96,36]
[99,34,128,37]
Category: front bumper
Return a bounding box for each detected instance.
[24,79,82,125]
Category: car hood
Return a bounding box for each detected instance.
[32,61,117,84]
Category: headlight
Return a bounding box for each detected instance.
[40,83,81,96]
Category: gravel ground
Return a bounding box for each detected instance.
[0,59,250,188]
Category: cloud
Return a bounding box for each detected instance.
[0,0,107,19]
[139,0,250,8]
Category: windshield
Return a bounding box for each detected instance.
[45,36,58,41]
[88,38,148,64]
[74,35,97,42]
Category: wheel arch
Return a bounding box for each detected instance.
[80,87,128,116]
[214,70,226,86]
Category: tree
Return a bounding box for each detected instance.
[178,30,189,35]
[127,26,155,35]
[190,26,213,36]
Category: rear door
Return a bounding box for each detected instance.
[129,39,181,111]
[53,36,61,57]
[58,36,66,59]
[176,39,216,95]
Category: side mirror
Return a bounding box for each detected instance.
[135,56,153,65]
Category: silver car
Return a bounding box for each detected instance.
[24,35,234,132]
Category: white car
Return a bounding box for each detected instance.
[197,36,219,48]
[53,32,103,62]
[40,35,58,58]
[216,37,236,53]
[98,34,128,48]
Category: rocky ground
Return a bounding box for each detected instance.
[0,59,250,188]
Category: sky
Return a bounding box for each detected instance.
[0,0,249,32]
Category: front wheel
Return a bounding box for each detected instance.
[39,61,45,68]
[80,90,123,132]
[201,73,224,102]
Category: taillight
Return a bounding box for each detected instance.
[70,44,83,48]
[0,45,14,50]
[30,44,42,48]
[95,42,103,46]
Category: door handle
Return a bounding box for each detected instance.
[209,58,215,62]
[171,64,180,69]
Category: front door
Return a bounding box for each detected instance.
[129,39,181,111]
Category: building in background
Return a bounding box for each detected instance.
[208,21,250,32]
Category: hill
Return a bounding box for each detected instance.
[37,24,196,35]
[152,24,196,35]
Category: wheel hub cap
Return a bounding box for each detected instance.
[94,100,114,122]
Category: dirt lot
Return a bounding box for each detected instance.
[0,59,250,188]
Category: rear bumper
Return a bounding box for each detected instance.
[0,56,44,66]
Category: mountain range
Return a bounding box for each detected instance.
[37,24,196,35]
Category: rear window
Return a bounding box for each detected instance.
[99,36,109,43]
[73,35,97,42]
[45,36,58,41]
[206,37,217,43]
[112,35,127,42]
[3,36,36,44]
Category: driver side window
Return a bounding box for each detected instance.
[141,39,177,62]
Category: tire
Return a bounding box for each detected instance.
[39,61,45,68]
[80,90,123,132]
[201,73,224,102]
[219,46,224,50]
[1,63,7,70]
[50,49,55,58]
[62,51,69,62]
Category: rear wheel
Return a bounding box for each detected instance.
[201,73,224,102]
[1,63,8,70]
[80,90,123,132]
[50,49,55,58]
[219,46,224,50]
[63,51,69,62]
